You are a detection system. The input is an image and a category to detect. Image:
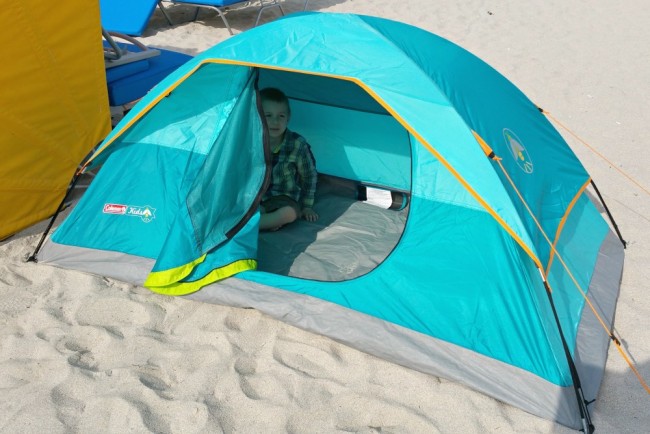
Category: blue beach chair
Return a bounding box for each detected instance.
[103,31,192,106]
[160,0,302,35]
[101,0,312,36]
[100,0,172,36]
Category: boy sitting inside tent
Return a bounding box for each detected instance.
[259,87,319,231]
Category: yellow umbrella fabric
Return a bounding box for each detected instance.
[0,0,111,239]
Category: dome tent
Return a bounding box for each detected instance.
[37,13,624,430]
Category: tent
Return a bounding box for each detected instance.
[0,0,111,239]
[37,13,624,431]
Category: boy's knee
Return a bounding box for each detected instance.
[279,206,298,224]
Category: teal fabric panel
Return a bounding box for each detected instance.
[546,193,610,351]
[119,64,250,155]
[187,76,265,253]
[238,129,569,386]
[150,199,202,273]
[116,65,242,154]
[200,12,536,257]
[359,55,535,260]
[290,100,411,190]
[153,77,264,272]
[409,133,484,211]
[358,14,591,265]
[89,62,252,168]
[92,13,538,258]
[182,212,260,283]
[259,68,388,114]
[239,194,568,386]
[52,144,199,259]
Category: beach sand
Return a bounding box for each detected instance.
[2,1,649,432]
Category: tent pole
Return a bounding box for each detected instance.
[590,180,627,248]
[27,174,81,263]
[541,276,595,433]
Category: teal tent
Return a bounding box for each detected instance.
[38,13,624,430]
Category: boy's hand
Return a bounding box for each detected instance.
[302,207,319,222]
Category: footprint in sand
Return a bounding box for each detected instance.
[120,396,209,434]
[74,396,149,433]
[76,297,151,327]
[272,337,348,383]
[41,325,113,357]
[68,350,100,372]
[136,362,176,398]
[223,308,263,332]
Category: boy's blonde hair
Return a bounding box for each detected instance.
[259,87,291,114]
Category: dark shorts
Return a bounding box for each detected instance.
[261,195,300,216]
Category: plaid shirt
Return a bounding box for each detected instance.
[263,130,318,208]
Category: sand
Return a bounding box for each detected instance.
[1,1,649,432]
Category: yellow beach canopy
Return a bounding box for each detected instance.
[0,0,110,239]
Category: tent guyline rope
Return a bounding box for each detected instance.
[489,155,650,396]
[540,109,628,248]
[541,109,650,197]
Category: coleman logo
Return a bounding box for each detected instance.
[103,203,156,223]
[103,204,127,214]
[503,128,534,174]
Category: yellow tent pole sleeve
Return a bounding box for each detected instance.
[471,130,495,157]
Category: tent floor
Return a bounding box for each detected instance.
[257,177,408,281]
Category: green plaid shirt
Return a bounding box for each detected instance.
[264,130,318,208]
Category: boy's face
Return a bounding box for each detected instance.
[262,100,290,142]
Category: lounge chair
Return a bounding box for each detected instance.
[100,0,172,36]
[103,31,192,107]
[159,0,307,35]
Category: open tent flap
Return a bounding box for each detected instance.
[145,70,267,294]
[89,63,252,168]
[51,64,266,295]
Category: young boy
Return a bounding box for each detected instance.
[259,87,318,231]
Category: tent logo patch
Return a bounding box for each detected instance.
[103,204,127,214]
[503,128,534,174]
[103,203,156,223]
